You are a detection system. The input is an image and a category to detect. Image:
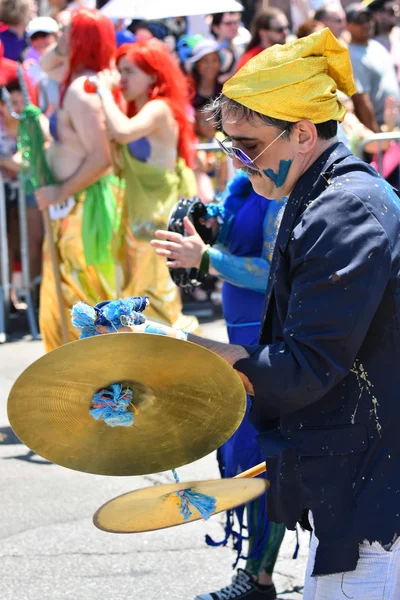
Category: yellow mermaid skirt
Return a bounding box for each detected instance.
[39,185,123,352]
[120,147,200,333]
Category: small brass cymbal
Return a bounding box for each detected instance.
[7,333,246,476]
[93,478,269,533]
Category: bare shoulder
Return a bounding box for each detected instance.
[141,99,171,120]
[63,75,102,111]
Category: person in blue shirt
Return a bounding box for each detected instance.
[0,0,34,61]
[156,170,287,599]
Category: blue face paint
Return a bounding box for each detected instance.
[262,159,292,188]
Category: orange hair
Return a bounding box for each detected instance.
[61,9,116,103]
[117,41,195,167]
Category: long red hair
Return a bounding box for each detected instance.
[61,9,116,103]
[117,41,195,167]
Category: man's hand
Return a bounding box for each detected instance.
[151,217,208,269]
[96,318,254,395]
[95,319,187,340]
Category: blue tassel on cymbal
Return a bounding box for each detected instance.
[71,296,149,338]
[71,302,98,338]
[90,383,135,427]
[95,297,149,332]
[172,469,217,521]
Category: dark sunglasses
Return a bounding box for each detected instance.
[215,130,287,171]
[268,25,289,33]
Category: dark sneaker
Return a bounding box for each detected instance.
[195,569,277,600]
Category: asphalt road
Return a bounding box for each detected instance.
[0,319,307,600]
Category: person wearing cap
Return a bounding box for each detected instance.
[187,39,223,110]
[25,17,59,60]
[145,28,400,598]
[185,38,227,205]
[346,2,400,132]
[23,17,59,86]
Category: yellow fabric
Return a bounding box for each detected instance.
[120,146,200,332]
[222,28,357,124]
[40,181,124,352]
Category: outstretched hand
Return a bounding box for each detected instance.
[150,217,208,269]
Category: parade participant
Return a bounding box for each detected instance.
[153,171,286,599]
[94,41,198,331]
[35,9,122,351]
[126,28,400,598]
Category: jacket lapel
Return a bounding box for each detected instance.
[259,142,352,339]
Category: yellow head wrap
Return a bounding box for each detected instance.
[222,28,356,124]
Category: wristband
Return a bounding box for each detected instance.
[199,245,210,277]
[177,330,188,341]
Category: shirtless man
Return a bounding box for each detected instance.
[35,8,121,351]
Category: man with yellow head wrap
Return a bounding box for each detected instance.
[135,29,400,599]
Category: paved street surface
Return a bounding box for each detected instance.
[0,319,307,600]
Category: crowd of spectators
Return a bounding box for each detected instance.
[1,0,400,318]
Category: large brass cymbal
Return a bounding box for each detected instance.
[7,333,246,476]
[93,478,269,533]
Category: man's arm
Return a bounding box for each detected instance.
[187,333,254,394]
[352,92,380,133]
[233,187,392,424]
[98,90,170,145]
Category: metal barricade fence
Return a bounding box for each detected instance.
[17,179,39,340]
[357,132,400,177]
[0,174,39,343]
[0,172,10,343]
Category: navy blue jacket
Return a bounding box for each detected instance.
[235,142,400,576]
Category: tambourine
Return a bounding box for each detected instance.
[167,197,216,289]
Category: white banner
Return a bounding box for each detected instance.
[101,0,243,20]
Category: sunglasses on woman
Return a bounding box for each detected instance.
[268,25,289,33]
[215,129,287,172]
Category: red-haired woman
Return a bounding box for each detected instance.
[95,40,199,331]
[34,9,124,351]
